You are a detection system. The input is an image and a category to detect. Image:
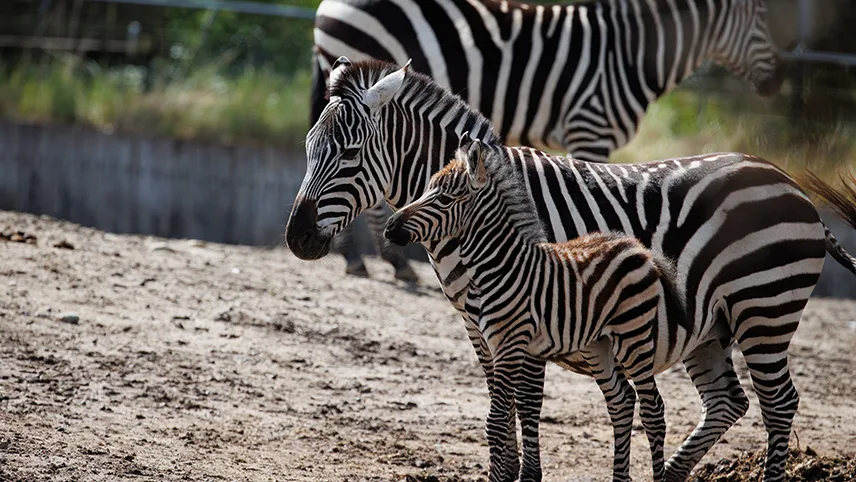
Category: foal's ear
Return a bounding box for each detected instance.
[458,131,472,150]
[364,59,411,110]
[464,139,487,189]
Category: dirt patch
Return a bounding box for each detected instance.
[1,210,855,481]
[691,448,856,481]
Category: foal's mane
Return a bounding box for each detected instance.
[453,146,546,245]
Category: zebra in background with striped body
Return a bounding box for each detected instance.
[317,0,784,279]
[285,60,856,481]
[384,136,687,481]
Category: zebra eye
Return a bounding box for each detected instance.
[437,194,455,206]
[340,147,361,160]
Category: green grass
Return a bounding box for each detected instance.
[611,83,856,178]
[0,58,311,149]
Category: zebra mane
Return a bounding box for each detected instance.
[329,59,499,144]
[472,147,547,245]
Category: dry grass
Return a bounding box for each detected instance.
[611,85,856,179]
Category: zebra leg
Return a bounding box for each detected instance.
[486,345,527,482]
[465,317,521,479]
[582,339,636,482]
[333,222,370,278]
[625,370,666,481]
[364,202,420,282]
[735,313,802,482]
[515,355,546,482]
[664,340,749,482]
[614,328,667,482]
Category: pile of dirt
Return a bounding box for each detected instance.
[691,447,856,481]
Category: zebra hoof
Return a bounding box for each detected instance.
[345,260,370,278]
[394,264,420,283]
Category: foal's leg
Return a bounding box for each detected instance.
[516,355,546,482]
[623,366,666,481]
[486,343,528,482]
[582,338,637,482]
[464,317,521,479]
[614,324,666,481]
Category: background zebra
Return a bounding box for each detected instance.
[384,137,682,481]
[314,0,784,279]
[286,59,856,481]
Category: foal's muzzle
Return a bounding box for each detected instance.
[383,212,414,247]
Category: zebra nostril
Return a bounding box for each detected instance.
[383,213,403,236]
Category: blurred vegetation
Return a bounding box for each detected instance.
[613,83,856,178]
[0,0,320,148]
[161,0,320,77]
[0,58,312,148]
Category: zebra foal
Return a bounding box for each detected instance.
[384,135,689,482]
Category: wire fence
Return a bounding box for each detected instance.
[86,0,315,19]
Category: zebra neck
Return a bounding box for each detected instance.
[382,81,497,210]
[459,189,545,290]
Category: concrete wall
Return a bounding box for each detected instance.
[0,121,302,246]
[0,120,854,297]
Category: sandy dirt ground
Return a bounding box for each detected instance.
[1,210,855,482]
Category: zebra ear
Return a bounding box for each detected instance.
[465,139,487,189]
[364,59,411,110]
[328,56,351,89]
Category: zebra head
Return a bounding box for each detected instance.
[384,134,486,247]
[712,0,783,97]
[286,57,411,260]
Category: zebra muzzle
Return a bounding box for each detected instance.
[285,197,332,260]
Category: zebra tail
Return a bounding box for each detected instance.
[652,255,693,334]
[310,49,327,126]
[798,170,856,276]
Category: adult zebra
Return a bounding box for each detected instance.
[315,0,784,278]
[284,60,853,481]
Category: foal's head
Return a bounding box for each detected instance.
[383,133,488,246]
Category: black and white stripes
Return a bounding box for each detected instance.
[314,0,783,281]
[312,0,782,162]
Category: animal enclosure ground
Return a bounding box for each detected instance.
[0,211,855,482]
